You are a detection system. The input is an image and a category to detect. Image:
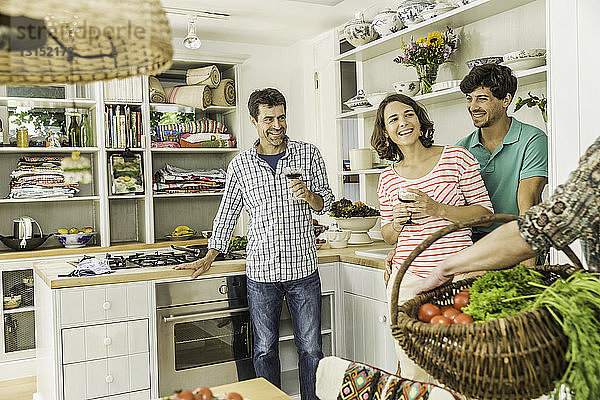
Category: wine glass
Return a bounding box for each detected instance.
[283,166,303,201]
[398,185,417,225]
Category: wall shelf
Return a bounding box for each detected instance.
[0,147,99,153]
[152,193,224,198]
[334,0,538,62]
[337,66,547,119]
[150,148,238,153]
[0,196,100,204]
[338,169,383,176]
[0,97,96,109]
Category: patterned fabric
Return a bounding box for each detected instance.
[156,119,228,134]
[378,146,493,278]
[337,362,431,400]
[519,136,600,271]
[209,138,335,282]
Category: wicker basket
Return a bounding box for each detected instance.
[389,214,583,400]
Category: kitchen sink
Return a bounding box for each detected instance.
[354,248,394,260]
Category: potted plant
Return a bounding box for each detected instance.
[393,27,459,94]
[329,198,380,244]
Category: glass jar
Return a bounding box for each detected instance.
[16,128,29,147]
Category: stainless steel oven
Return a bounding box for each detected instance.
[156,275,255,396]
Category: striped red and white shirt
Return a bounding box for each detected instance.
[378,146,493,278]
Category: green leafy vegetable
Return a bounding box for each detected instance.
[229,236,247,252]
[526,271,600,399]
[463,264,544,322]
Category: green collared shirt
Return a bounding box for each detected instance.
[456,118,548,233]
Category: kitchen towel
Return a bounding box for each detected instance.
[211,78,236,106]
[186,65,221,88]
[167,85,212,110]
[149,76,167,103]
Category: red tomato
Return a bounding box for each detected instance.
[442,307,460,321]
[193,387,214,400]
[453,313,474,325]
[174,390,196,400]
[225,393,243,400]
[430,315,452,325]
[418,303,441,323]
[453,292,470,311]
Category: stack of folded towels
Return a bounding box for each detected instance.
[149,65,236,109]
[153,164,227,194]
[8,156,80,198]
[152,118,236,148]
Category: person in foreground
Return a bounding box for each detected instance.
[418,136,600,294]
[372,93,493,380]
[176,88,334,400]
[456,64,548,266]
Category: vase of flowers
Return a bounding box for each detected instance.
[393,28,458,94]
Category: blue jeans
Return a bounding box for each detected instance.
[246,270,323,400]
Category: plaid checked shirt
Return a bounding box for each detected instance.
[208,139,334,282]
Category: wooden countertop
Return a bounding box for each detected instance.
[211,377,292,400]
[33,242,390,289]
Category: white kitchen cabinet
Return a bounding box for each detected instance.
[339,262,397,373]
[37,279,153,400]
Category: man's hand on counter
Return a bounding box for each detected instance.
[174,249,219,279]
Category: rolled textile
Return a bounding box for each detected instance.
[186,65,221,88]
[167,85,212,110]
[156,119,228,134]
[149,76,167,103]
[211,78,236,106]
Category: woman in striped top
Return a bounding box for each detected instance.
[372,94,493,380]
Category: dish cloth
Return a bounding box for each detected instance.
[211,78,236,106]
[167,85,212,110]
[186,65,221,88]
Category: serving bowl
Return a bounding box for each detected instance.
[344,13,378,47]
[365,92,390,108]
[501,56,546,71]
[372,8,404,37]
[431,79,462,92]
[465,56,504,69]
[54,232,96,248]
[503,48,546,62]
[393,80,420,96]
[0,234,52,251]
[397,0,434,26]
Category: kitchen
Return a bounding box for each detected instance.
[0,0,597,399]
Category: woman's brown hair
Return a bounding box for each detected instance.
[371,94,434,162]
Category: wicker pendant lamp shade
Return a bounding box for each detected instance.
[0,0,173,85]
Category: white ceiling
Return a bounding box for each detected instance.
[161,0,395,46]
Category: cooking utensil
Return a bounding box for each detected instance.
[13,216,41,247]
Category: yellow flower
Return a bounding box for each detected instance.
[416,36,427,44]
[427,31,443,45]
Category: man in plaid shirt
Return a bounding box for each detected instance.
[177,88,334,399]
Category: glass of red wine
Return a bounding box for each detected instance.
[398,185,417,225]
[283,166,303,201]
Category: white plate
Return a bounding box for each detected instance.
[431,80,462,92]
[501,56,546,71]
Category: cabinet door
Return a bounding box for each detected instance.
[128,353,150,392]
[126,283,149,318]
[107,355,130,395]
[85,324,108,360]
[373,299,397,373]
[60,290,85,326]
[105,286,128,320]
[127,320,149,354]
[106,321,129,358]
[63,362,87,400]
[62,327,86,364]
[86,358,109,399]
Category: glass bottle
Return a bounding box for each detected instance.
[67,115,80,147]
[80,114,92,147]
[17,126,28,148]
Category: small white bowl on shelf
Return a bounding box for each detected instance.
[503,48,546,62]
[54,232,96,248]
[393,81,420,97]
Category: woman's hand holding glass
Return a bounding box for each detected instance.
[392,202,412,230]
[403,188,442,218]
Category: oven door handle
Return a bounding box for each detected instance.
[162,307,249,324]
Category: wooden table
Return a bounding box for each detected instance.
[211,378,293,400]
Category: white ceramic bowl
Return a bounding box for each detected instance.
[503,48,546,62]
[54,232,96,248]
[326,230,351,249]
[344,16,378,47]
[371,8,405,37]
[465,56,504,69]
[397,0,434,26]
[431,79,462,92]
[365,92,389,108]
[335,217,379,232]
[393,81,420,96]
[501,56,546,71]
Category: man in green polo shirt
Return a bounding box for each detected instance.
[456,64,547,266]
